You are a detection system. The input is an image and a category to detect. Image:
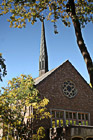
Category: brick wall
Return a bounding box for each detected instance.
[36,61,93,128]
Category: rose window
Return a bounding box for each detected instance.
[63,80,77,98]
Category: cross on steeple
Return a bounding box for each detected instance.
[39,21,48,76]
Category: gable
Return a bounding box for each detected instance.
[35,60,93,124]
[35,60,91,91]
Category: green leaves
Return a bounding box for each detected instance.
[0,75,50,139]
[0,0,92,29]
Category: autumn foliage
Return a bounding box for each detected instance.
[0,75,50,140]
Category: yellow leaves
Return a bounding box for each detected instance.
[9,24,12,28]
[32,102,37,107]
[7,93,12,98]
[14,24,18,28]
[43,112,51,118]
[20,74,26,78]
[21,18,25,22]
[0,0,92,29]
[8,80,13,86]
[89,83,92,88]
[1,3,5,6]
[7,19,10,22]
[39,98,49,107]
[33,127,45,139]
[11,106,16,110]
[28,18,31,22]
[17,24,22,28]
[47,12,52,20]
[49,12,52,17]
[0,53,2,56]
[10,9,14,13]
[0,13,3,16]
[37,127,45,136]
[0,74,50,139]
[3,11,8,14]
[17,120,21,125]
[31,20,35,25]
[51,19,55,22]
[39,108,45,114]
[9,21,13,27]
[22,23,26,28]
[27,12,31,16]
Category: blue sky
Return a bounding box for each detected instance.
[0,13,93,89]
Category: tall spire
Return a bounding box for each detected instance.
[39,21,48,76]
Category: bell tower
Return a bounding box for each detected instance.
[39,21,48,76]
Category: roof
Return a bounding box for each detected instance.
[34,60,69,85]
[40,21,48,57]
[34,68,56,85]
[34,60,92,91]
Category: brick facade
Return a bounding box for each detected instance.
[34,60,93,138]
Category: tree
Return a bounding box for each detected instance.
[0,53,7,81]
[0,75,50,140]
[0,0,93,87]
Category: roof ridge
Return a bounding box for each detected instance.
[34,60,69,85]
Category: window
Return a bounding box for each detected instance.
[66,112,69,119]
[50,109,89,128]
[63,80,77,98]
[42,61,44,69]
[69,112,72,119]
[60,111,63,118]
[82,114,84,120]
[85,114,88,120]
[52,111,55,118]
[39,62,41,69]
[56,112,59,118]
[73,113,76,119]
[78,113,81,119]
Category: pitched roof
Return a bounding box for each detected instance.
[34,68,56,85]
[34,60,92,91]
[34,60,69,85]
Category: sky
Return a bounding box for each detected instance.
[0,13,93,89]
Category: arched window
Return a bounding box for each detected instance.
[39,62,41,69]
[42,61,44,69]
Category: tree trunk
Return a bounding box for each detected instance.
[69,0,93,88]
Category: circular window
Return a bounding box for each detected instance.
[63,80,77,98]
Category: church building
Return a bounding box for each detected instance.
[34,21,93,140]
[0,21,93,140]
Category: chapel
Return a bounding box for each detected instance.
[0,21,93,140]
[34,21,93,140]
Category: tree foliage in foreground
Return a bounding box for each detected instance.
[0,0,93,87]
[0,75,50,140]
[0,53,7,81]
[0,0,92,28]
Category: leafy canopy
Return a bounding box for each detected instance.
[0,0,92,29]
[0,75,50,139]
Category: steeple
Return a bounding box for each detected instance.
[39,21,48,76]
